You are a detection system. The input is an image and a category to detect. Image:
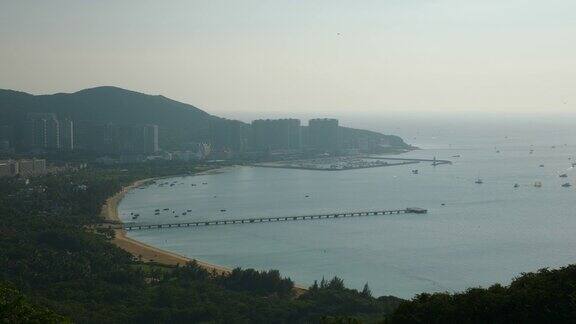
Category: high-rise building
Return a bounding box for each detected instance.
[308,118,340,152]
[24,113,60,150]
[143,124,159,153]
[0,125,13,149]
[75,121,160,154]
[251,119,301,151]
[209,119,247,153]
[59,119,74,151]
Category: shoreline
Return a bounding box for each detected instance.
[101,169,308,292]
[101,174,232,275]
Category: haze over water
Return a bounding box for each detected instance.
[119,115,576,298]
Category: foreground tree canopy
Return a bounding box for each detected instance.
[0,162,401,323]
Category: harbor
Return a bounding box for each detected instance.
[252,156,451,171]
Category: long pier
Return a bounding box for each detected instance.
[122,208,427,231]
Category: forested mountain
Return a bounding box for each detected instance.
[0,87,217,150]
[0,86,410,151]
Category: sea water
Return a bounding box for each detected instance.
[119,115,576,298]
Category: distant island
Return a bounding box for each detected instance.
[0,86,412,163]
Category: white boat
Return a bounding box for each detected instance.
[475,178,483,184]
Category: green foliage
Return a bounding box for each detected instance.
[0,162,402,323]
[0,282,69,323]
[387,266,576,323]
[219,268,294,296]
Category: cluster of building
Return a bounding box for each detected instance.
[22,113,74,151]
[0,113,160,155]
[74,120,158,154]
[0,159,46,177]
[0,113,372,163]
[209,118,341,155]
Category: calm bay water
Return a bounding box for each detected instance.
[119,117,576,298]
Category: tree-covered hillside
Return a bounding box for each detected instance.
[387,265,576,323]
[0,87,411,152]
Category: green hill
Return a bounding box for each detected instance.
[0,86,219,150]
[0,86,410,151]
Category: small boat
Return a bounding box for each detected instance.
[412,170,419,174]
[475,178,483,184]
[514,183,519,188]
[562,183,572,188]
[452,155,461,158]
[496,150,500,153]
[305,195,310,198]
[163,208,169,211]
[220,209,226,212]
[539,164,544,168]
[155,209,160,212]
[534,181,542,188]
[187,209,192,212]
[559,174,568,178]
[202,182,208,185]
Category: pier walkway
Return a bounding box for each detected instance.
[121,208,427,231]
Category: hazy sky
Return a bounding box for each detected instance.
[1,0,575,117]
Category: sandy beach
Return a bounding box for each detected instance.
[101,172,308,293]
[101,177,231,275]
